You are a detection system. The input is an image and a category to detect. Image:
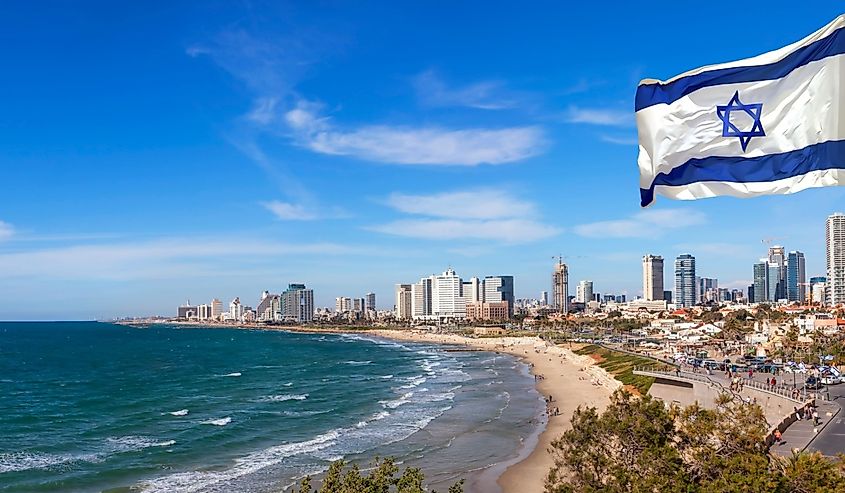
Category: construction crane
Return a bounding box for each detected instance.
[552,254,585,264]
[761,237,785,247]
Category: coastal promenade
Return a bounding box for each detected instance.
[634,367,841,457]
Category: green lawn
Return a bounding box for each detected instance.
[573,345,664,395]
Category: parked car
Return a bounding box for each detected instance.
[805,376,825,390]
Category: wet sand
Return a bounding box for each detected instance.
[370,330,619,493]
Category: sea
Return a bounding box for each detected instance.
[0,322,544,493]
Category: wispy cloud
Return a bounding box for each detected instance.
[261,201,318,221]
[673,242,755,256]
[0,238,377,281]
[371,189,560,243]
[284,100,545,166]
[369,218,559,243]
[600,134,638,146]
[412,70,523,110]
[566,106,633,127]
[384,190,535,219]
[0,221,14,242]
[574,209,707,238]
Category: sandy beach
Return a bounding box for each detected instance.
[370,330,620,493]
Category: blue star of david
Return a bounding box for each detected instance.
[716,91,765,151]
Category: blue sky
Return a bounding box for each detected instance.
[1,1,843,320]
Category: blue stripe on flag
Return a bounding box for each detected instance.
[640,140,845,206]
[635,27,845,112]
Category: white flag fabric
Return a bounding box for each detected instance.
[637,15,845,207]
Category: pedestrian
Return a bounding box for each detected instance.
[772,377,777,388]
[813,409,820,425]
[773,429,782,445]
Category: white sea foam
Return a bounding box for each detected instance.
[344,360,372,366]
[380,391,414,409]
[220,372,242,377]
[203,417,232,426]
[399,375,426,389]
[169,409,189,416]
[138,429,341,493]
[283,382,294,387]
[258,394,308,403]
[380,374,394,379]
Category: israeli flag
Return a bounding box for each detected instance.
[637,15,845,207]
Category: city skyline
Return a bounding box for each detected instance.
[1,2,844,320]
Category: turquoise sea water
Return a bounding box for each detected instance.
[0,322,543,492]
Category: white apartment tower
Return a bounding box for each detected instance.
[642,255,664,301]
[827,212,845,305]
[575,280,593,303]
[394,284,413,320]
[432,268,465,319]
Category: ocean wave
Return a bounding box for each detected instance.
[380,391,414,409]
[343,360,372,366]
[169,409,189,416]
[0,451,102,473]
[355,410,391,428]
[380,374,394,379]
[203,417,232,426]
[0,436,176,474]
[219,372,242,378]
[257,394,308,403]
[399,375,426,389]
[283,382,294,387]
[138,429,341,493]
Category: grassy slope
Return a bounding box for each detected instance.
[573,345,663,395]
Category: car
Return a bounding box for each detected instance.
[820,374,841,385]
[805,376,825,390]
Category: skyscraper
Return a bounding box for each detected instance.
[394,284,413,320]
[281,283,314,323]
[768,245,786,300]
[540,291,548,306]
[786,251,806,302]
[432,268,465,319]
[642,255,664,301]
[575,280,594,304]
[365,292,376,311]
[552,261,569,313]
[484,275,515,317]
[752,260,769,303]
[827,212,845,305]
[674,254,696,308]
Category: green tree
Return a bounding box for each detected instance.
[545,390,845,493]
[298,457,463,493]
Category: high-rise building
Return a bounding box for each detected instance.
[335,297,352,313]
[540,291,548,306]
[552,261,570,313]
[484,275,515,317]
[463,277,482,304]
[177,300,198,319]
[365,292,376,311]
[395,284,413,320]
[752,260,769,303]
[411,277,433,319]
[575,280,594,304]
[210,298,222,319]
[786,251,806,303]
[257,292,281,321]
[432,268,465,319]
[827,212,845,305]
[674,254,696,308]
[281,283,314,323]
[699,277,718,303]
[768,245,787,300]
[663,290,672,303]
[642,255,664,301]
[229,297,243,322]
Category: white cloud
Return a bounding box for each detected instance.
[566,106,632,126]
[384,190,535,219]
[246,97,279,124]
[673,242,754,256]
[0,238,375,281]
[369,219,560,243]
[372,189,560,243]
[600,134,639,146]
[284,101,545,166]
[574,209,707,238]
[0,221,14,241]
[412,70,521,110]
[261,201,318,221]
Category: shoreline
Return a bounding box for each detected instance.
[363,329,620,493]
[115,321,621,492]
